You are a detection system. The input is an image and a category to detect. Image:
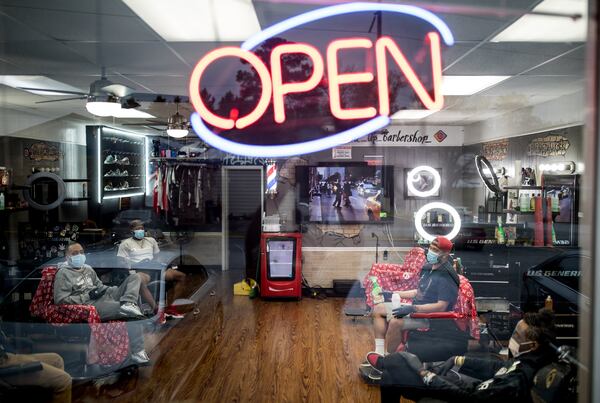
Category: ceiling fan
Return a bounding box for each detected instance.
[17,67,186,117]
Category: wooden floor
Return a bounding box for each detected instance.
[73,272,381,402]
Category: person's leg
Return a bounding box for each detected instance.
[385,318,406,353]
[127,321,146,354]
[164,268,186,306]
[91,298,122,321]
[111,272,142,303]
[372,303,389,355]
[1,353,72,403]
[137,272,157,311]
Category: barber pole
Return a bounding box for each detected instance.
[266,162,277,196]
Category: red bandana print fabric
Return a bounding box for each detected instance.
[29,267,129,365]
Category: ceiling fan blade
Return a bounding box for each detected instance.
[35,96,87,104]
[18,87,88,96]
[102,84,135,98]
[131,93,189,103]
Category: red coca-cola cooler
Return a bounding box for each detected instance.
[260,232,302,299]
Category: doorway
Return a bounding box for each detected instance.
[221,166,264,273]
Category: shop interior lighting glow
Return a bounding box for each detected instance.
[123,0,260,42]
[86,101,122,117]
[189,4,453,157]
[539,161,575,174]
[491,0,586,43]
[166,128,189,138]
[406,166,441,198]
[441,76,511,96]
[414,202,462,241]
[390,109,437,120]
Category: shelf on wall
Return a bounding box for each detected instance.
[503,186,544,190]
[503,209,535,215]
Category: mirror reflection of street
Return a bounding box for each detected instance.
[310,189,372,222]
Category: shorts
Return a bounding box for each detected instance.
[383,302,430,330]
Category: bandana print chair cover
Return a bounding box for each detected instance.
[30,267,129,365]
[362,247,426,308]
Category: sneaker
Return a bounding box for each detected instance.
[121,181,129,190]
[104,183,113,191]
[120,157,130,165]
[131,350,150,365]
[104,170,114,177]
[114,169,121,177]
[104,155,116,164]
[359,364,382,384]
[165,312,185,319]
[366,352,383,368]
[121,170,128,176]
[120,302,143,317]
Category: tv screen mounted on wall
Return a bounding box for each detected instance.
[296,163,394,224]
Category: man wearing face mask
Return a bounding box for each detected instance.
[363,309,557,403]
[369,236,459,359]
[53,243,149,364]
[117,219,186,314]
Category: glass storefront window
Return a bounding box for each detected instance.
[0,1,595,402]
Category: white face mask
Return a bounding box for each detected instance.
[508,337,534,358]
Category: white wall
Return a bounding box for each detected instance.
[464,91,585,145]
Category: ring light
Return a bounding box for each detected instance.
[475,155,501,194]
[407,165,441,198]
[414,202,461,241]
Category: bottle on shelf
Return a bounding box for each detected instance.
[0,192,4,210]
[519,192,529,212]
[370,276,385,305]
[496,216,506,244]
[529,193,536,212]
[551,193,560,212]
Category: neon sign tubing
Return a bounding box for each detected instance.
[191,112,389,158]
[241,2,454,51]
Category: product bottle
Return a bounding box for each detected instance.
[545,295,554,311]
[530,193,536,212]
[551,194,559,213]
[370,276,384,305]
[551,223,557,245]
[496,217,505,244]
[0,192,4,210]
[519,193,529,212]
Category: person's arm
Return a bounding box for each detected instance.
[116,242,129,259]
[53,270,86,305]
[151,238,160,256]
[395,289,417,299]
[89,268,110,294]
[413,300,449,313]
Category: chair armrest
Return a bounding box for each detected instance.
[411,312,466,319]
[0,361,43,377]
[47,304,100,324]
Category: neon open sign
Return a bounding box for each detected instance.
[189,3,454,157]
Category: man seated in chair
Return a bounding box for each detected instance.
[0,324,72,403]
[53,243,149,364]
[118,219,186,316]
[370,236,459,356]
[363,309,557,402]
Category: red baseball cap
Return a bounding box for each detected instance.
[434,236,453,253]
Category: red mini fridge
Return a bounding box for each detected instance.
[260,233,302,299]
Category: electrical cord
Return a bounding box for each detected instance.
[301,274,327,299]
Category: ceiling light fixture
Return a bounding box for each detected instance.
[86,96,122,117]
[166,103,189,138]
[112,108,156,119]
[390,109,437,120]
[123,0,260,42]
[491,0,587,43]
[442,76,511,95]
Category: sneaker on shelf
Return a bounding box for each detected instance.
[104,154,116,164]
[120,302,143,317]
[121,181,129,190]
[121,170,128,176]
[104,183,113,191]
[114,169,121,176]
[131,350,150,365]
[120,156,130,165]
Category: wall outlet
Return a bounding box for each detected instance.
[383,250,388,260]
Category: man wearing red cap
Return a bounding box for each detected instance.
[367,236,460,367]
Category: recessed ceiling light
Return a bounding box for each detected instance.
[0,75,83,95]
[112,108,156,119]
[491,0,587,42]
[442,76,511,96]
[390,109,437,120]
[123,0,261,41]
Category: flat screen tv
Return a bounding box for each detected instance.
[296,163,394,224]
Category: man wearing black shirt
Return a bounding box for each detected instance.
[366,309,557,403]
[370,236,460,359]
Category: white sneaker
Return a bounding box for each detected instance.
[131,350,149,364]
[120,302,143,317]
